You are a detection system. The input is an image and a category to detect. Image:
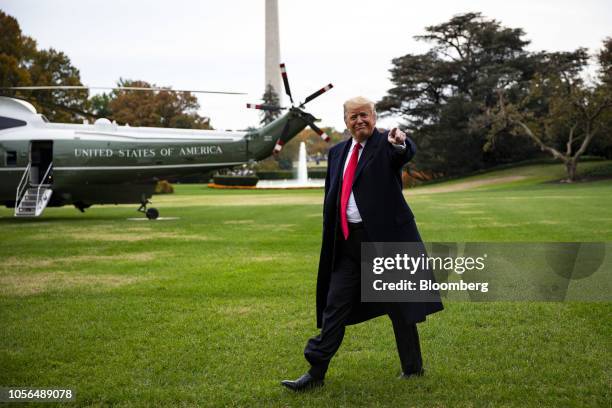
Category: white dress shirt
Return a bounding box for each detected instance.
[342,139,366,223]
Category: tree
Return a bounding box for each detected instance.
[0,11,89,123]
[599,37,612,86]
[89,92,113,118]
[0,11,36,88]
[483,48,612,181]
[27,48,89,122]
[259,84,282,125]
[105,79,211,129]
[0,53,30,90]
[1,11,214,128]
[377,12,541,176]
[589,38,612,159]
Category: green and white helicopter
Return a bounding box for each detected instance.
[0,64,332,219]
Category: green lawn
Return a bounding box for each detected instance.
[0,162,610,407]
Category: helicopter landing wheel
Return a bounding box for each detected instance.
[146,208,159,220]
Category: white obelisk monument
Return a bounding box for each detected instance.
[265,0,282,103]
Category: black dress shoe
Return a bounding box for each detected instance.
[399,368,425,379]
[281,373,324,392]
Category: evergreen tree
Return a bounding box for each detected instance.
[260,84,281,125]
[377,12,541,175]
[89,92,113,118]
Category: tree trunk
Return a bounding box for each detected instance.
[565,159,578,182]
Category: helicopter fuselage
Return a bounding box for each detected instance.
[0,97,309,212]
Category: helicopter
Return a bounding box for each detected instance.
[0,63,333,219]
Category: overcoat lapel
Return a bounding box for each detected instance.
[330,139,352,192]
[353,129,381,184]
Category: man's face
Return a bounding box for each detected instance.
[345,104,376,142]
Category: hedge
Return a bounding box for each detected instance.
[256,169,327,180]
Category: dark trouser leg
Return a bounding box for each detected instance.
[304,228,363,379]
[304,254,359,379]
[389,313,423,374]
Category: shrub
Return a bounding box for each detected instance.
[154,180,174,194]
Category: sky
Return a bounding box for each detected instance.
[1,0,611,131]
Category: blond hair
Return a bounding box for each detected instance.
[343,96,376,118]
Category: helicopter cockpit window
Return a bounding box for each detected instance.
[0,116,27,130]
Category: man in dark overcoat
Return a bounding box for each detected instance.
[281,96,443,392]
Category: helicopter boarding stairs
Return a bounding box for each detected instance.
[14,162,54,217]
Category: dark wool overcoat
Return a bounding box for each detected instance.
[316,128,444,328]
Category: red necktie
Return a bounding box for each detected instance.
[340,143,362,240]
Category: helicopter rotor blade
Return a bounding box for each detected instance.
[273,139,285,154]
[274,120,291,154]
[1,86,247,95]
[301,83,333,106]
[301,115,330,142]
[30,98,105,119]
[246,103,285,111]
[279,63,294,104]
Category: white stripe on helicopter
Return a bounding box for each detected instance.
[0,162,244,171]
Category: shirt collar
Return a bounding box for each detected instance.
[350,138,366,150]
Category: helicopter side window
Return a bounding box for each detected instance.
[6,151,17,166]
[0,116,27,130]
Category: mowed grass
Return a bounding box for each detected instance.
[0,162,611,407]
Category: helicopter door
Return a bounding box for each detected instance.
[30,141,53,185]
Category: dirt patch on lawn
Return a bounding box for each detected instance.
[248,255,282,262]
[0,272,146,296]
[434,202,480,208]
[272,224,296,230]
[30,231,213,242]
[1,253,159,273]
[408,176,527,195]
[216,302,273,316]
[217,305,256,316]
[67,253,157,262]
[2,258,55,269]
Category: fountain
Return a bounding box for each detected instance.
[297,142,308,184]
[257,142,325,188]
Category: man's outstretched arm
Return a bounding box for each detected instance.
[387,127,416,169]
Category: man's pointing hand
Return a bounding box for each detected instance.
[388,127,407,146]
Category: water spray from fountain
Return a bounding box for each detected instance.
[257,142,325,188]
